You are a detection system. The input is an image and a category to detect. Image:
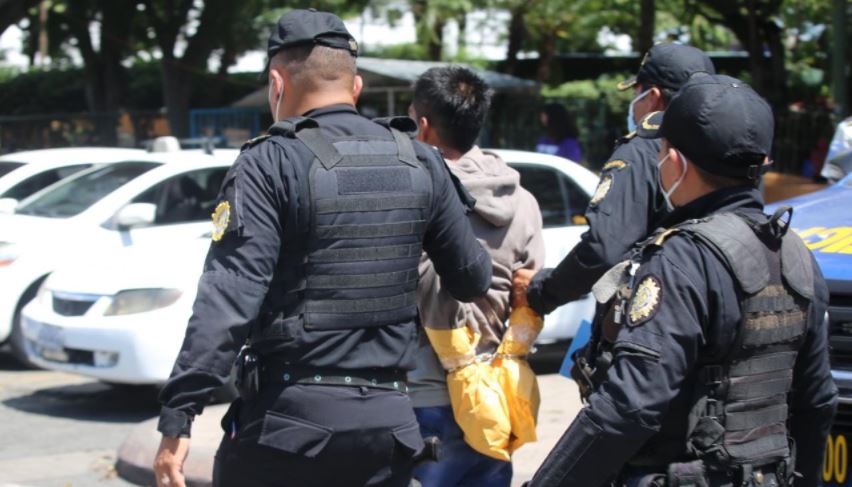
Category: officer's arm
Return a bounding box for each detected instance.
[530,245,705,486]
[421,149,491,302]
[790,256,837,487]
[157,148,285,438]
[528,146,658,315]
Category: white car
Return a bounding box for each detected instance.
[0,148,239,361]
[20,150,598,384]
[0,147,145,212]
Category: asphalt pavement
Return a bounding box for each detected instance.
[0,346,582,487]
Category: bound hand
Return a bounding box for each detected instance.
[511,269,536,309]
[154,436,190,487]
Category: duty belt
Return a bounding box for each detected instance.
[262,364,409,392]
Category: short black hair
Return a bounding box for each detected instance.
[412,66,493,153]
[271,45,356,89]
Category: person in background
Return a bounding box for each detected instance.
[409,65,546,487]
[536,103,583,162]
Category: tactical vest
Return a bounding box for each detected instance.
[256,117,433,340]
[678,212,813,472]
[592,210,815,474]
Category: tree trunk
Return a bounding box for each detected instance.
[536,33,556,83]
[638,0,655,54]
[428,19,445,61]
[503,6,527,75]
[162,60,192,138]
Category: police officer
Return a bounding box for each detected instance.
[513,43,716,316]
[527,75,837,487]
[152,9,492,487]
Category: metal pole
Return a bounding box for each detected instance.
[832,0,848,118]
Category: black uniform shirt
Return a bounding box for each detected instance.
[157,104,491,437]
[529,186,837,487]
[527,134,664,315]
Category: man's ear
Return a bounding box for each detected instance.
[415,116,430,142]
[353,74,363,100]
[649,86,665,111]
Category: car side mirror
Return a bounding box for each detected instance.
[115,203,156,229]
[0,198,18,214]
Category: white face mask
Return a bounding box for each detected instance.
[657,150,688,211]
[268,81,284,122]
[627,89,651,132]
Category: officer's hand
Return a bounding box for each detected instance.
[154,436,190,487]
[511,269,535,309]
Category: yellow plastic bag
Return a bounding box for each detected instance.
[423,306,543,460]
[494,306,543,452]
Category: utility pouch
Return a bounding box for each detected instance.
[234,344,260,401]
[666,460,709,487]
[413,436,442,466]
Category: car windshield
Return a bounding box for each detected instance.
[0,161,25,178]
[16,161,160,218]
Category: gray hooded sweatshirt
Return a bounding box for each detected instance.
[410,146,546,408]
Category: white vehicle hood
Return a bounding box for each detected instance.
[47,238,211,295]
[0,213,78,246]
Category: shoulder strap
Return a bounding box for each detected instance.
[781,230,816,300]
[373,116,420,167]
[268,117,342,170]
[678,213,770,294]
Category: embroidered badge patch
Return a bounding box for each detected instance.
[603,160,627,171]
[629,276,662,325]
[590,175,613,206]
[211,201,231,242]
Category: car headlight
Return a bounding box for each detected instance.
[0,242,17,267]
[104,289,183,316]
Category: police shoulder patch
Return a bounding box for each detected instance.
[590,174,613,206]
[603,159,627,171]
[628,275,662,326]
[211,201,231,242]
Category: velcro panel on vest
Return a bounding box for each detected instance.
[306,269,420,289]
[723,424,789,465]
[308,243,422,263]
[315,194,430,214]
[726,370,792,402]
[305,291,417,314]
[727,351,797,377]
[725,404,788,432]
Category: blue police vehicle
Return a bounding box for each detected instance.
[768,174,852,486]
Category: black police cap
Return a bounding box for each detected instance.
[637,74,774,181]
[267,8,358,59]
[618,43,715,92]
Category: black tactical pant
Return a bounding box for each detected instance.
[213,383,423,487]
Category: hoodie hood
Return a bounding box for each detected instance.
[447,146,520,227]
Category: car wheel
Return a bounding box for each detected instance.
[9,278,46,367]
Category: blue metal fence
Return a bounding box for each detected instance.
[189,108,262,147]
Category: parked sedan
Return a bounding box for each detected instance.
[21,150,598,384]
[0,147,145,213]
[0,148,238,362]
